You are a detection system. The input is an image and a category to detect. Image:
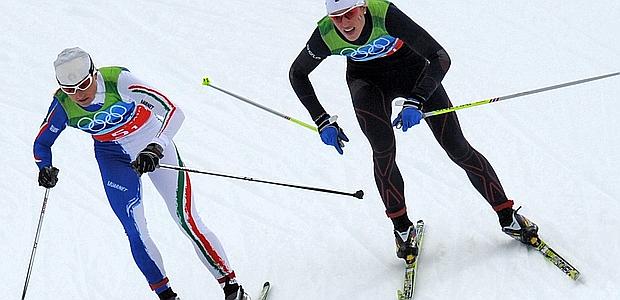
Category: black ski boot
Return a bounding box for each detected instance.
[394,225,418,263]
[158,287,180,300]
[223,277,249,300]
[500,207,539,245]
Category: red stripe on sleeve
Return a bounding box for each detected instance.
[127,84,177,136]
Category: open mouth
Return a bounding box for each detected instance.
[344,27,355,33]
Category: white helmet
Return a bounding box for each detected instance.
[54,47,94,86]
[325,0,366,17]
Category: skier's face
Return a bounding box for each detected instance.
[62,72,98,107]
[330,6,367,41]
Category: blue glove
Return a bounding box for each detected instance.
[392,97,424,132]
[315,113,349,155]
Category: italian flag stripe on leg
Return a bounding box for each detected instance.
[173,148,231,277]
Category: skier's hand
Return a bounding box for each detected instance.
[315,113,349,155]
[38,166,59,188]
[392,97,424,132]
[131,143,164,175]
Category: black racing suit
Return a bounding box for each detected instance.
[289,3,513,225]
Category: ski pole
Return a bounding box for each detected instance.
[422,72,620,118]
[21,188,51,300]
[159,164,364,199]
[202,76,318,132]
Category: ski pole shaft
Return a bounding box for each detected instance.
[202,77,318,132]
[159,164,364,199]
[424,72,620,118]
[21,188,50,300]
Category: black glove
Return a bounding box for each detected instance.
[131,143,164,175]
[38,166,59,188]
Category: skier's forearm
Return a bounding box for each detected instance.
[412,49,451,100]
[386,3,451,100]
[151,106,184,149]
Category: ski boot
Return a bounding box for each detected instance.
[158,288,180,300]
[501,207,539,245]
[223,277,249,300]
[394,225,418,263]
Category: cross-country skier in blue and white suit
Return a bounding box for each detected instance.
[33,47,249,300]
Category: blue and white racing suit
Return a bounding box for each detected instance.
[33,67,237,294]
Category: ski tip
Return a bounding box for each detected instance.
[202,76,211,86]
[569,271,581,281]
[257,281,271,300]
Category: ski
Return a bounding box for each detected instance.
[257,281,271,300]
[397,220,425,300]
[530,237,580,280]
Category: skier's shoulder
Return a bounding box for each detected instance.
[98,66,131,78]
[113,67,150,92]
[384,2,410,27]
[306,27,331,60]
[50,90,71,116]
[99,66,129,71]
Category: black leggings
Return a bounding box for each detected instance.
[346,62,512,219]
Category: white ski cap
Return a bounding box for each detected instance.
[326,0,366,17]
[54,47,94,86]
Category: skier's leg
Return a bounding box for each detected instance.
[347,77,413,228]
[423,85,514,212]
[148,143,243,298]
[95,144,171,295]
[347,77,419,261]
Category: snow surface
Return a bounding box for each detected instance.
[2,0,619,299]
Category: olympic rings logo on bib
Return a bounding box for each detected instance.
[77,104,131,133]
[340,36,400,62]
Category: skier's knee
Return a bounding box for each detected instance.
[444,140,471,163]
